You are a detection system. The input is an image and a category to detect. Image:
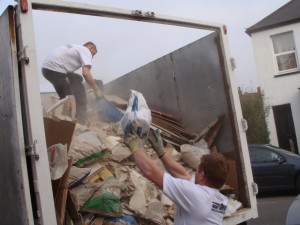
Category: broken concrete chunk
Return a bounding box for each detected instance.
[109,143,131,162]
[161,194,174,207]
[144,182,160,201]
[129,189,147,214]
[108,161,119,168]
[130,170,149,192]
[114,166,129,182]
[105,135,122,149]
[145,201,164,224]
[180,142,210,170]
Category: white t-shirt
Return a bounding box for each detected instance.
[42,44,92,74]
[163,173,228,225]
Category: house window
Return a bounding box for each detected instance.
[271,31,298,73]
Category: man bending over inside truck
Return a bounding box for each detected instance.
[42,41,102,125]
[126,128,229,225]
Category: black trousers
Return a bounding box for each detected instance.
[42,68,87,123]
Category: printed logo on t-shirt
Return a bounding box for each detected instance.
[66,44,72,49]
[211,202,227,214]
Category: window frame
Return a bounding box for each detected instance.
[271,31,299,75]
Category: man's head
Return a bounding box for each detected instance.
[84,41,97,57]
[196,152,229,189]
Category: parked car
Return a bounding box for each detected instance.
[248,144,300,192]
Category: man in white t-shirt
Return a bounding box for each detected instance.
[126,128,229,225]
[42,41,102,124]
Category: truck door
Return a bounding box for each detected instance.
[0,5,56,225]
[0,6,34,225]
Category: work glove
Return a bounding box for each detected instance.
[125,125,144,154]
[148,129,165,158]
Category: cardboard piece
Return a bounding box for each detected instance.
[44,117,76,151]
[54,158,73,224]
[43,117,76,224]
[226,160,239,197]
[66,191,84,224]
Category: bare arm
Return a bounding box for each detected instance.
[82,65,99,92]
[132,150,164,189]
[148,129,192,180]
[160,152,192,180]
[126,128,190,189]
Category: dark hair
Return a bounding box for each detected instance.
[198,152,229,189]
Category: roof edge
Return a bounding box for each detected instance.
[246,18,300,36]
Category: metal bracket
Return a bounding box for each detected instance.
[17,45,30,64]
[131,10,142,16]
[144,11,155,17]
[25,139,40,160]
[131,10,155,18]
[252,182,259,195]
[241,118,248,132]
[230,57,236,70]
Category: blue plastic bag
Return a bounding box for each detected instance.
[103,214,138,225]
[94,97,124,123]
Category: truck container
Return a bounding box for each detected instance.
[0,0,258,224]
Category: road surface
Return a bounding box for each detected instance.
[247,191,298,225]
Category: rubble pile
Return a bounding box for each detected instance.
[66,119,182,225]
[44,94,242,225]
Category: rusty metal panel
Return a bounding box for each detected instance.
[105,32,233,152]
[105,55,181,117]
[171,33,227,130]
[0,7,32,225]
[170,33,233,152]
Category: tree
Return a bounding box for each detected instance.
[239,87,270,144]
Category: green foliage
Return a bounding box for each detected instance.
[239,89,270,144]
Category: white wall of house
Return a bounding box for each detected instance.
[250,23,300,148]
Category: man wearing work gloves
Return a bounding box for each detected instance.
[42,41,102,124]
[126,128,229,225]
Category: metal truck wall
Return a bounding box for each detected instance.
[105,32,234,153]
[0,7,30,225]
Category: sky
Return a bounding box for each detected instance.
[1,0,290,93]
